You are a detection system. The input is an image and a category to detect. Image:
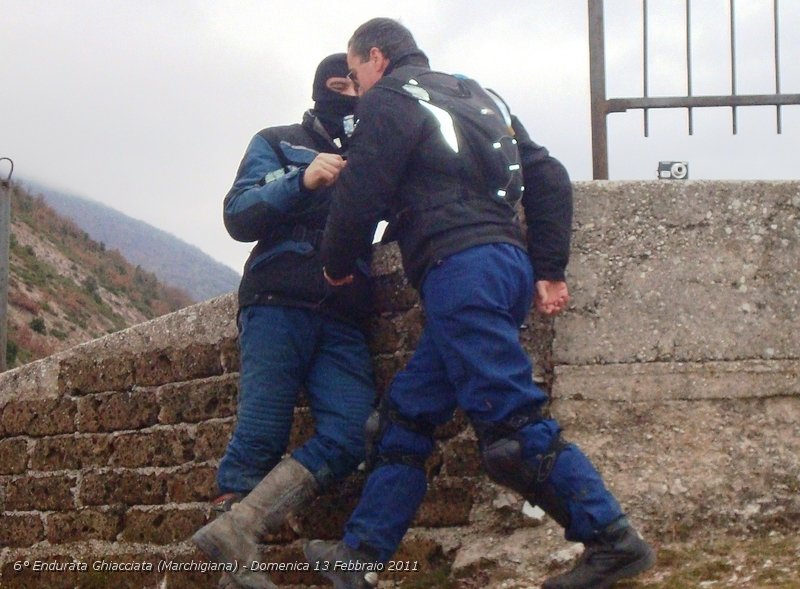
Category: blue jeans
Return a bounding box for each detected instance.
[217,305,376,493]
[342,244,623,561]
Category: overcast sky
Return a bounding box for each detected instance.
[2,0,798,272]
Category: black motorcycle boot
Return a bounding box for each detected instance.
[304,539,380,589]
[193,457,319,589]
[542,518,655,589]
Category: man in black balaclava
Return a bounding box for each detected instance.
[311,52,359,146]
[192,54,376,589]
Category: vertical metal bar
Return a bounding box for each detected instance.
[0,158,14,372]
[730,0,738,134]
[588,0,609,179]
[643,0,650,137]
[686,0,694,135]
[774,0,782,133]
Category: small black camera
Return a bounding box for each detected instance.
[657,161,689,180]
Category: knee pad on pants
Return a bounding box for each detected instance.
[364,397,435,472]
[481,425,572,529]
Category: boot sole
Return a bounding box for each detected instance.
[303,543,376,589]
[193,529,279,589]
[192,529,278,589]
[192,521,259,568]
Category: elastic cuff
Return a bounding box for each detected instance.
[297,167,311,194]
[343,533,383,562]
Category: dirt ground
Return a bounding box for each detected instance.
[386,526,800,589]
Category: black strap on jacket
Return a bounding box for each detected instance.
[290,225,324,248]
[249,224,325,258]
[257,128,293,172]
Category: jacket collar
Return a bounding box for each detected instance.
[384,51,430,76]
[301,110,342,152]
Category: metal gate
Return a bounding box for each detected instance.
[589,0,800,179]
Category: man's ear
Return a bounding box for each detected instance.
[369,47,390,74]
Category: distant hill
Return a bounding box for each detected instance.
[22,180,240,302]
[4,182,195,369]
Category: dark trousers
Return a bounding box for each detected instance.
[217,305,375,493]
[342,244,623,561]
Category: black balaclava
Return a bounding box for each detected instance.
[311,53,357,141]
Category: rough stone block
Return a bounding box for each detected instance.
[367,315,402,354]
[415,477,474,527]
[520,311,555,387]
[121,507,207,544]
[109,428,194,468]
[370,240,403,276]
[1,557,79,589]
[425,445,444,478]
[386,535,444,579]
[372,271,420,313]
[46,507,122,543]
[558,181,800,365]
[30,434,113,471]
[259,542,323,586]
[0,356,60,410]
[549,395,800,536]
[193,420,234,461]
[77,390,159,433]
[143,293,238,349]
[393,305,425,350]
[287,406,315,451]
[440,434,482,477]
[368,306,425,356]
[219,335,241,374]
[76,552,162,589]
[0,437,28,474]
[58,353,136,395]
[553,359,800,402]
[0,513,44,547]
[294,475,366,540]
[167,465,218,503]
[135,344,222,387]
[434,408,469,440]
[157,375,238,424]
[80,470,167,506]
[5,474,77,511]
[163,548,221,589]
[1,397,76,436]
[373,353,413,395]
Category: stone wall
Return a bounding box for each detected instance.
[553,181,799,531]
[1,181,798,588]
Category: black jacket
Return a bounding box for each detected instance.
[321,61,573,290]
[224,111,372,323]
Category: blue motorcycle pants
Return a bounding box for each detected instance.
[217,305,376,493]
[342,244,623,561]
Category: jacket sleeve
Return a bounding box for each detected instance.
[222,133,314,243]
[512,115,573,281]
[321,91,419,279]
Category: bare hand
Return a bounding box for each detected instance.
[323,267,354,287]
[303,153,347,190]
[534,280,570,316]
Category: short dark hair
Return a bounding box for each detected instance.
[348,18,419,61]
